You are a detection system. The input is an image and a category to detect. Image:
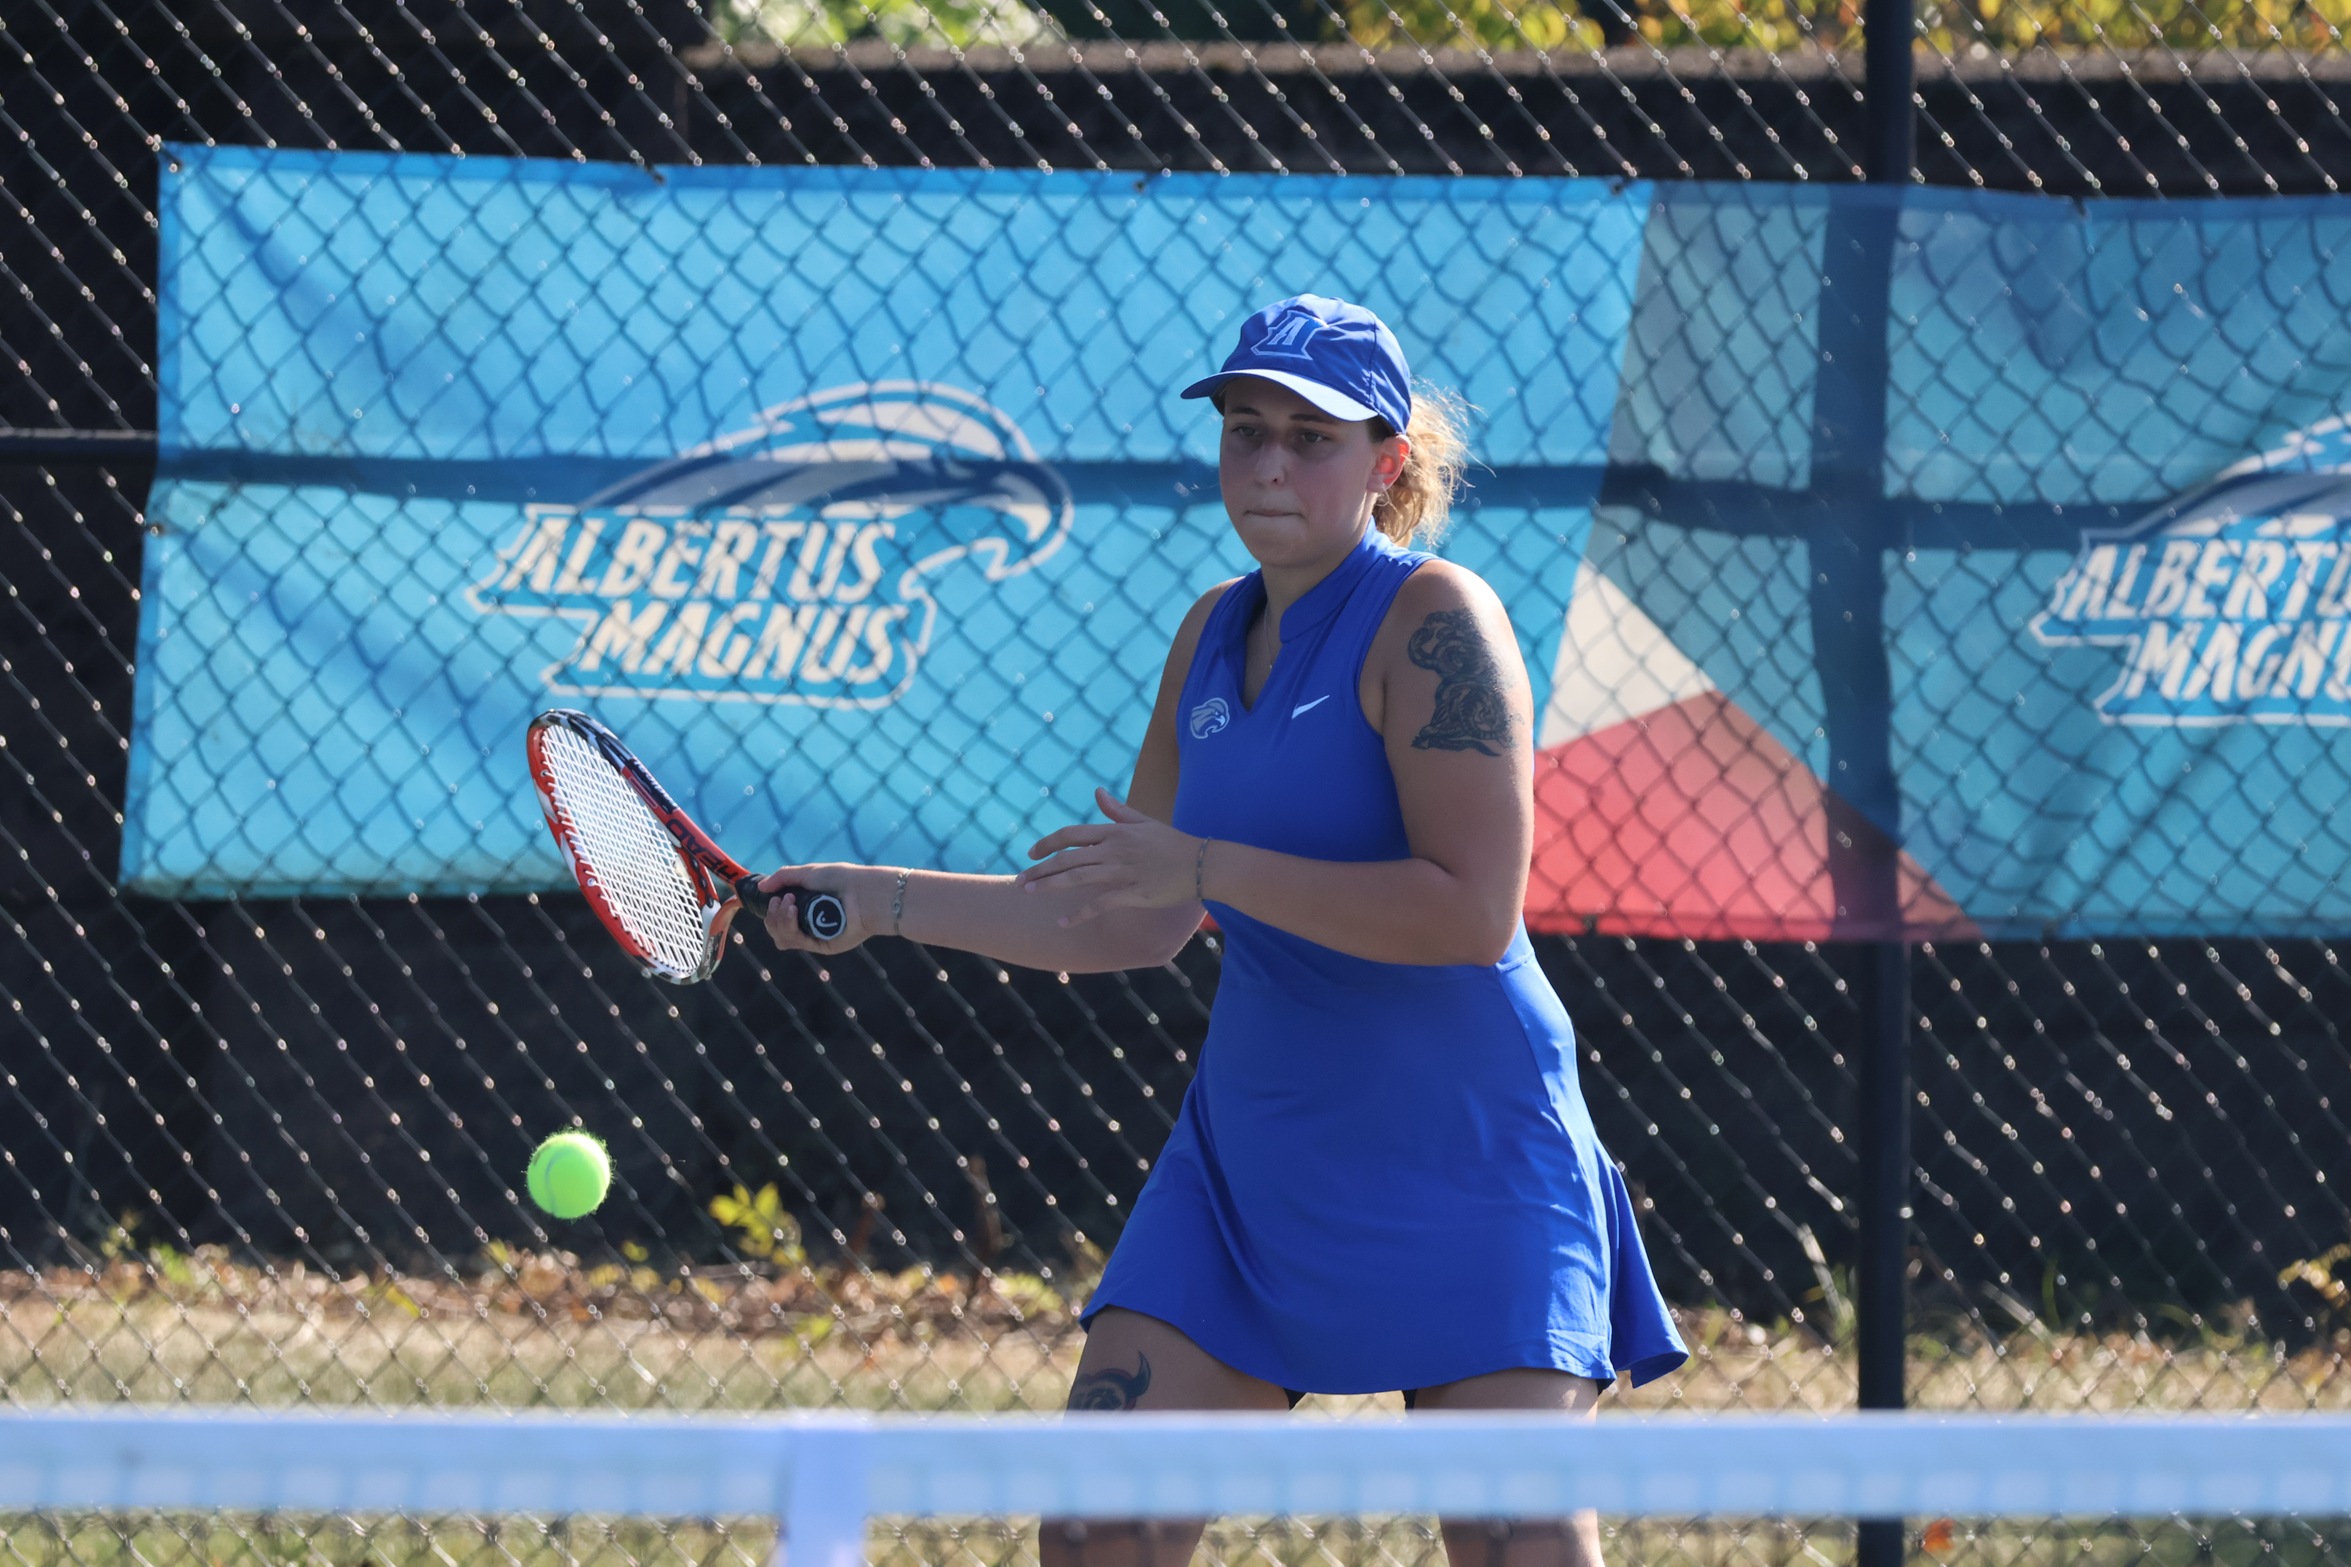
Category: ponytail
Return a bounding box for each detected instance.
[1370,382,1471,549]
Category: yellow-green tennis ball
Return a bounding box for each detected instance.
[527,1130,611,1220]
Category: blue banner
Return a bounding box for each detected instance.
[133,147,2351,936]
[134,147,1643,899]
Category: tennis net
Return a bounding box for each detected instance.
[6,1410,2350,1567]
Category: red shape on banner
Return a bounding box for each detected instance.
[1528,692,1972,942]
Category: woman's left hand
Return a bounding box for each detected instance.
[1017,788,1205,925]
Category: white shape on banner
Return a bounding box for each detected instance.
[1539,563,1717,748]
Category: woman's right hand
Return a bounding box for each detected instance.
[752,862,895,954]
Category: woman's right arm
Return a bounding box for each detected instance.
[755,581,1232,974]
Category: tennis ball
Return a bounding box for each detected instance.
[526,1130,611,1219]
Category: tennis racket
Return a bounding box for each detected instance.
[527,709,847,983]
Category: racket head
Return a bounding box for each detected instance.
[527,710,736,983]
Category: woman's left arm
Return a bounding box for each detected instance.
[1018,563,1533,967]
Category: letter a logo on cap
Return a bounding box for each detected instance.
[1258,314,1320,356]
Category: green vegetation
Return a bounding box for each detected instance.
[709,0,1054,53]
[1904,0,2351,58]
[707,1182,808,1266]
[706,0,2351,61]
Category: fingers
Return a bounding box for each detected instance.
[761,890,805,948]
[1018,847,1107,886]
[757,888,832,949]
[1024,859,1116,890]
[1027,824,1110,861]
[758,890,840,954]
[1024,791,1152,868]
[755,867,834,937]
[1095,788,1150,823]
[753,879,808,948]
[744,864,874,955]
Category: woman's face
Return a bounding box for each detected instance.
[1217,376,1409,570]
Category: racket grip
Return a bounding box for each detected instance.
[733,876,849,943]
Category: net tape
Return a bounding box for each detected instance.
[8,1410,2351,1524]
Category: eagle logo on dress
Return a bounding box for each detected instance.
[1189,697,1232,739]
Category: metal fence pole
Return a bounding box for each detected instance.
[1808,180,1910,1563]
[1856,7,1914,1567]
[1865,0,1918,185]
[1854,942,1912,1567]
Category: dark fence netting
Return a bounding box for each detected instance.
[7,0,2351,1497]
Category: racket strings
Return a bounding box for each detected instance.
[537,725,715,979]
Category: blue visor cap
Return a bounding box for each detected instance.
[1180,295,1413,433]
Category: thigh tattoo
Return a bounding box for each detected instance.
[1069,1352,1153,1410]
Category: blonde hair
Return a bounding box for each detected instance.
[1370,382,1472,548]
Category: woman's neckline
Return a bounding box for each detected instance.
[1233,530,1391,711]
[1259,527,1386,643]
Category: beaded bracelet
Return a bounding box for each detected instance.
[1193,838,1211,904]
[890,868,912,936]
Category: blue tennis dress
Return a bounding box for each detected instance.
[1085,530,1687,1394]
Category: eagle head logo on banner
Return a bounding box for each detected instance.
[465,382,1074,708]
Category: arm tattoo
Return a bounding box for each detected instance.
[1407,609,1513,757]
[1068,1352,1152,1410]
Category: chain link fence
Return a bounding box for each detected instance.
[7,0,2351,1520]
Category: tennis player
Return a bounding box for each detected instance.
[757,295,1686,1567]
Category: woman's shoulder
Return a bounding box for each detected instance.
[1179,576,1246,635]
[1368,556,1522,681]
[1193,575,1247,614]
[1162,576,1247,671]
[1389,555,1508,622]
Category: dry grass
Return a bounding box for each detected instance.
[4,1249,2351,1567]
[0,1247,1076,1411]
[5,1505,2343,1567]
[5,1250,2348,1567]
[7,1247,2348,1414]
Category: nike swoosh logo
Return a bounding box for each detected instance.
[1291,695,1331,718]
